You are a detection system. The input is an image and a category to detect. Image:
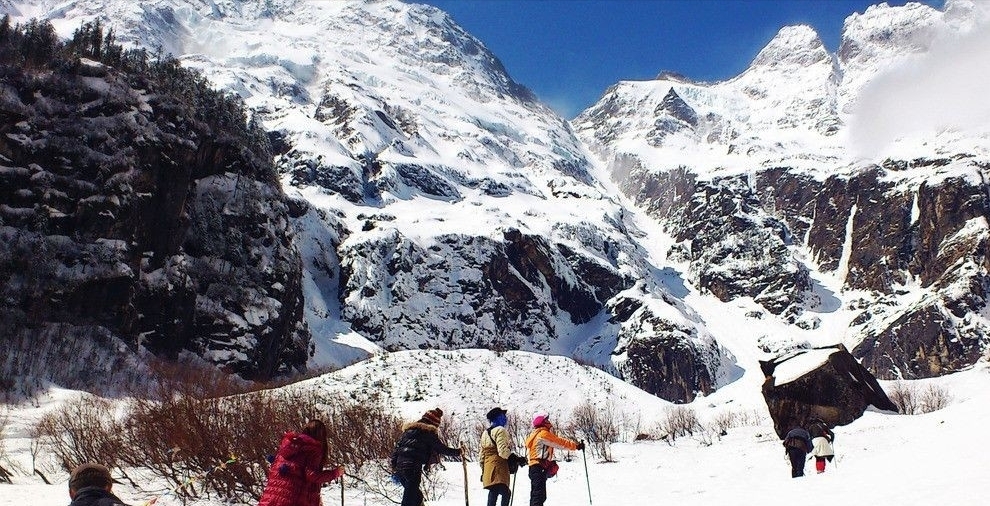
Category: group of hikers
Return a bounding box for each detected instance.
[385,407,583,506]
[782,417,836,477]
[64,410,835,506]
[251,406,580,506]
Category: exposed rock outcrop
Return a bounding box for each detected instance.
[761,345,897,439]
[0,34,310,388]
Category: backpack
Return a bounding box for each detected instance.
[784,436,810,452]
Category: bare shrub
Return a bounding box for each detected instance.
[437,412,480,460]
[887,381,951,415]
[119,388,334,502]
[0,406,12,482]
[709,410,738,436]
[32,381,402,504]
[919,384,952,413]
[568,401,619,462]
[657,406,699,442]
[33,395,126,473]
[887,381,917,414]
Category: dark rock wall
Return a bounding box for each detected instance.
[337,227,630,352]
[0,55,309,387]
[616,156,990,379]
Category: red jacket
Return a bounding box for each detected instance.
[258,431,342,506]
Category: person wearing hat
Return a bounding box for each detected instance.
[390,408,462,506]
[525,413,582,506]
[478,407,524,506]
[68,463,130,506]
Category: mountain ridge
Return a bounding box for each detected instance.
[2,0,988,400]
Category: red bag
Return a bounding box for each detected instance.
[539,459,559,478]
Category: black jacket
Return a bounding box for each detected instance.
[69,487,129,506]
[391,421,460,470]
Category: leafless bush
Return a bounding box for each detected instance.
[437,412,481,460]
[568,401,619,462]
[0,406,12,482]
[887,381,917,414]
[887,381,951,414]
[656,406,699,443]
[708,410,736,436]
[919,384,952,413]
[33,395,126,473]
[32,380,402,503]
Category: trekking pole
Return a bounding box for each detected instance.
[340,472,345,506]
[509,471,517,506]
[461,445,470,506]
[580,442,592,506]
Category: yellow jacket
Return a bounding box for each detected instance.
[525,425,577,465]
[478,426,512,488]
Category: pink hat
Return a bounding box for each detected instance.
[532,412,549,427]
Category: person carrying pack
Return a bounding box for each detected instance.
[808,418,836,473]
[391,408,462,506]
[782,426,813,478]
[525,413,582,506]
[478,407,526,506]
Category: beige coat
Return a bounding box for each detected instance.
[478,425,512,488]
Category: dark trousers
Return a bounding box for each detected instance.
[397,466,424,506]
[486,483,510,506]
[528,465,547,506]
[786,447,806,478]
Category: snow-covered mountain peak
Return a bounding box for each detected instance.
[748,25,830,70]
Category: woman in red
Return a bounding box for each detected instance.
[258,420,345,506]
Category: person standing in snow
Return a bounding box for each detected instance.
[782,426,813,478]
[258,419,344,506]
[808,418,835,473]
[525,413,583,506]
[67,463,130,506]
[479,407,526,506]
[391,408,463,506]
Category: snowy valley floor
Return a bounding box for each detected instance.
[1,360,987,506]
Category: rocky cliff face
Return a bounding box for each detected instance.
[2,0,740,402]
[0,27,309,389]
[574,0,990,379]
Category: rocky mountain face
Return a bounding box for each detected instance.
[574,0,990,380]
[1,0,737,402]
[0,21,309,388]
[3,0,987,401]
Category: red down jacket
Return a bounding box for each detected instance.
[258,431,342,506]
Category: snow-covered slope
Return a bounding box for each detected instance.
[1,351,987,506]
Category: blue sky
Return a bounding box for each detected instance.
[412,0,944,119]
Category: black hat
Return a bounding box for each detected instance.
[485,407,507,421]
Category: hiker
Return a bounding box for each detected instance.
[525,413,583,506]
[479,407,527,506]
[809,418,835,473]
[782,426,813,478]
[391,408,463,506]
[68,462,130,506]
[258,419,344,506]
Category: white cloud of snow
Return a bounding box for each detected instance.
[849,4,990,158]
